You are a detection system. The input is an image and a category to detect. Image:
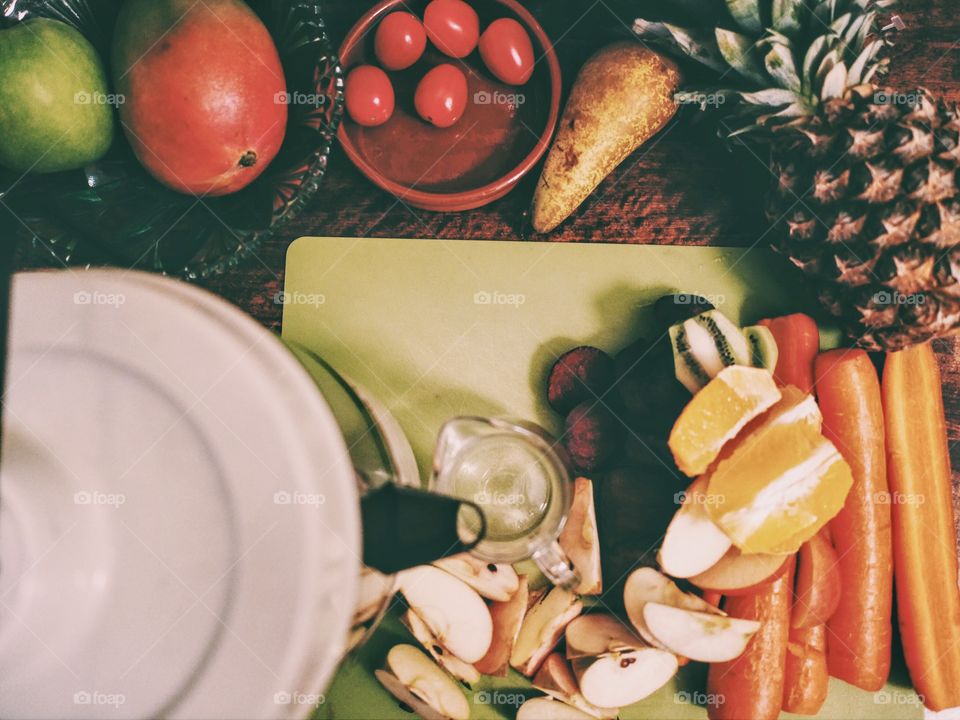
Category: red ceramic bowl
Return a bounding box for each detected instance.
[338,0,561,211]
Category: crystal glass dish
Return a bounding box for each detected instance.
[0,0,343,280]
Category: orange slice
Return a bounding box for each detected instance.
[668,365,781,477]
[705,389,853,555]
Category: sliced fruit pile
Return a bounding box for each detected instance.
[651,316,853,720]
[539,297,954,719]
[378,295,960,719]
[373,481,770,719]
[660,311,959,718]
[668,367,854,556]
[373,477,761,719]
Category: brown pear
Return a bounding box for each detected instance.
[532,43,680,233]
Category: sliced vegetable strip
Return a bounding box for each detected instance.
[757,313,819,394]
[883,342,960,711]
[816,348,892,691]
[791,528,841,630]
[782,624,829,715]
[760,313,829,714]
[707,558,795,720]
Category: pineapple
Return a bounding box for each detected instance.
[633,0,960,350]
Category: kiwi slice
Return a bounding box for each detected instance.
[669,310,752,393]
[742,325,779,371]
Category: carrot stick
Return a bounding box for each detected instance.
[783,624,829,715]
[757,313,819,394]
[883,342,960,710]
[815,349,892,691]
[707,558,795,720]
[759,313,830,713]
[791,527,841,629]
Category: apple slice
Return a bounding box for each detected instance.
[533,653,619,719]
[565,614,646,660]
[572,647,678,707]
[377,644,470,720]
[657,477,732,578]
[511,586,583,676]
[402,609,481,685]
[688,545,791,596]
[558,477,603,595]
[375,670,447,720]
[475,575,529,676]
[433,553,520,602]
[517,697,596,720]
[623,567,722,648]
[641,602,761,662]
[397,565,493,663]
[354,567,395,625]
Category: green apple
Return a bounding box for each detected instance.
[0,18,114,173]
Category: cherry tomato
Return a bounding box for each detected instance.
[423,0,479,58]
[414,64,468,128]
[479,18,534,86]
[374,11,427,71]
[345,65,395,127]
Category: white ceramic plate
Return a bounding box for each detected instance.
[0,270,360,719]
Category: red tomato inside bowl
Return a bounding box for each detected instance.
[479,17,534,85]
[374,11,427,70]
[345,65,395,127]
[423,0,479,58]
[414,64,468,128]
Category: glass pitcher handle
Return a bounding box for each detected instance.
[531,540,580,591]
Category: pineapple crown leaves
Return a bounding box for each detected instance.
[633,0,899,137]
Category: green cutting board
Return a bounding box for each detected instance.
[281,237,920,720]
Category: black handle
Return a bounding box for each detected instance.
[360,483,486,575]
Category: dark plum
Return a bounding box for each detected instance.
[563,401,622,472]
[547,346,615,415]
[613,337,689,433]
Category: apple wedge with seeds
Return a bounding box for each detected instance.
[532,652,619,719]
[658,476,732,579]
[397,565,493,664]
[572,647,679,708]
[433,553,520,602]
[376,644,470,720]
[401,609,481,686]
[624,562,760,663]
[565,614,646,660]
[641,603,760,663]
[624,567,724,649]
